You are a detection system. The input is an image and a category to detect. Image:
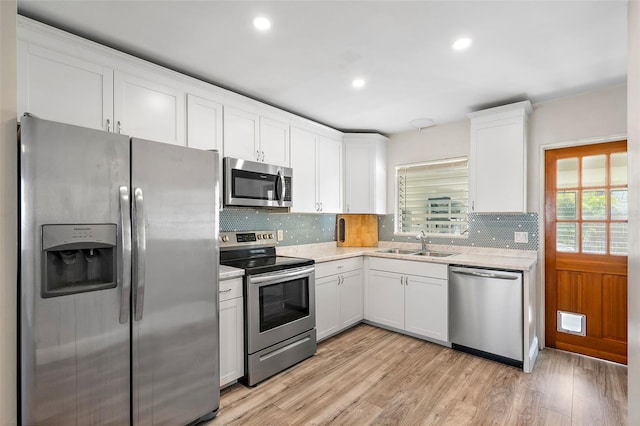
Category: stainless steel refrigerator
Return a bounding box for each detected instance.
[19,115,220,425]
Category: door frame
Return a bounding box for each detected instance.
[537,133,627,349]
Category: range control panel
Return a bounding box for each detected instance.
[219,230,277,249]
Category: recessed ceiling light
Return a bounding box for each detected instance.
[253,16,271,31]
[452,37,472,50]
[352,79,366,88]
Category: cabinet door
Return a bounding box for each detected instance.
[114,71,185,145]
[260,117,290,167]
[223,106,259,161]
[315,275,341,341]
[290,127,318,213]
[471,117,526,212]
[18,42,113,131]
[340,269,363,329]
[367,270,404,329]
[186,94,223,151]
[344,142,373,213]
[405,275,448,341]
[219,297,244,387]
[317,136,342,213]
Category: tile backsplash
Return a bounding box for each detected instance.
[378,213,539,251]
[220,208,336,246]
[220,209,539,251]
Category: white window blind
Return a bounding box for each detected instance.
[396,158,469,236]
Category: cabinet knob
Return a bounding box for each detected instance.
[116,120,122,134]
[106,118,111,132]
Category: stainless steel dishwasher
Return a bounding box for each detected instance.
[449,266,523,368]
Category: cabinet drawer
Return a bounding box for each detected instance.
[368,257,447,279]
[316,257,363,278]
[219,277,243,302]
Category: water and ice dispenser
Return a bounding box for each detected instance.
[41,224,117,298]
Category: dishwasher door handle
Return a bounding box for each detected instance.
[450,267,519,280]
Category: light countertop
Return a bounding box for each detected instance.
[219,264,244,280]
[277,242,537,272]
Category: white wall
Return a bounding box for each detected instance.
[386,119,469,213]
[0,1,18,425]
[627,1,639,423]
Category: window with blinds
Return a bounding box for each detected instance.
[396,157,469,236]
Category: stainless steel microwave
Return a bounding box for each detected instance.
[223,157,292,208]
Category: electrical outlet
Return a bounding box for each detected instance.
[277,229,284,241]
[514,232,529,244]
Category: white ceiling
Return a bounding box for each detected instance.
[17,1,628,134]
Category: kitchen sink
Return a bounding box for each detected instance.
[411,251,458,258]
[376,248,421,255]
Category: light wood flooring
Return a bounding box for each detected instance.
[210,324,627,425]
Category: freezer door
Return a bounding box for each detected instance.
[19,116,131,425]
[131,138,219,425]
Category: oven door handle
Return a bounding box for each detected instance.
[248,266,314,287]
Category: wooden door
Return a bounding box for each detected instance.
[545,141,628,364]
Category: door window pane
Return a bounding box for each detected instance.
[556,191,577,219]
[610,189,628,220]
[610,152,627,186]
[610,223,628,255]
[557,158,578,188]
[582,190,606,220]
[582,155,606,187]
[582,223,606,254]
[557,223,577,252]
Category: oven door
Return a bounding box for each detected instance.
[246,265,315,354]
[224,157,292,208]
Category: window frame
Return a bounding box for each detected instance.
[394,156,469,238]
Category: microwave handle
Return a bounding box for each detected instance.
[277,171,286,206]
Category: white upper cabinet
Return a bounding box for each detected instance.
[317,136,342,213]
[290,127,317,213]
[290,126,342,213]
[260,117,290,167]
[18,41,114,131]
[223,106,290,167]
[223,106,260,161]
[114,71,185,146]
[186,94,223,152]
[468,101,532,213]
[343,133,387,214]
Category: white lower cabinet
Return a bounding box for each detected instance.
[219,277,244,388]
[315,258,364,341]
[366,258,448,342]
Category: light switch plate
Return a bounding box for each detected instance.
[514,231,529,244]
[277,229,284,241]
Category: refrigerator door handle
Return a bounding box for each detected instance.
[133,187,147,321]
[118,186,132,324]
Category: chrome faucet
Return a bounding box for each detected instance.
[416,230,427,251]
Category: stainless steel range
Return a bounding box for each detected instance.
[219,231,316,386]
